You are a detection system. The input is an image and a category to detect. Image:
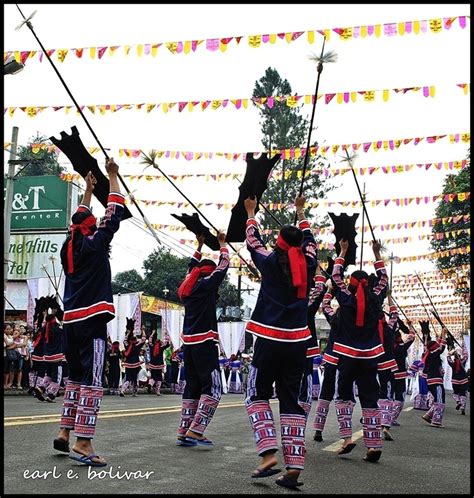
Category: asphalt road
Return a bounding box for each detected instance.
[3,393,471,495]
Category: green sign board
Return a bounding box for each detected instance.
[6,175,71,230]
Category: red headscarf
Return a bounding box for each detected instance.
[276,233,307,299]
[349,276,368,327]
[153,339,161,357]
[32,331,42,348]
[422,341,437,366]
[177,265,216,301]
[124,335,136,358]
[452,354,462,373]
[44,316,56,343]
[377,316,385,344]
[66,211,97,274]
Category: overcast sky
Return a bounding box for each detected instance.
[4,4,470,325]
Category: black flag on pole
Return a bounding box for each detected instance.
[328,212,359,266]
[171,212,220,251]
[226,152,281,242]
[50,126,132,220]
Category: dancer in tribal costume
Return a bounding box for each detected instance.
[176,232,229,447]
[331,239,387,463]
[421,325,447,428]
[391,318,416,426]
[447,346,469,415]
[243,196,317,489]
[54,160,125,466]
[148,331,170,396]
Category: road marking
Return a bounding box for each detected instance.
[4,404,185,420]
[322,429,364,452]
[403,406,413,412]
[4,401,246,427]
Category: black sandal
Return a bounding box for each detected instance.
[338,442,356,455]
[275,475,304,489]
[53,438,70,453]
[251,467,281,478]
[363,449,382,463]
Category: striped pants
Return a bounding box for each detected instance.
[59,317,107,439]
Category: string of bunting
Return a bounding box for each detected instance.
[57,159,468,183]
[392,264,470,282]
[143,214,469,235]
[131,191,470,208]
[357,245,469,265]
[6,131,470,160]
[3,83,470,117]
[4,15,470,64]
[153,228,469,247]
[162,244,469,266]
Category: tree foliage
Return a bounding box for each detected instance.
[112,269,145,294]
[16,133,65,177]
[142,248,189,302]
[252,67,333,260]
[430,150,470,301]
[113,247,242,308]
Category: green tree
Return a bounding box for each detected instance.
[16,133,65,177]
[216,278,243,309]
[142,248,188,302]
[430,151,470,301]
[252,67,333,260]
[140,247,241,307]
[112,269,145,294]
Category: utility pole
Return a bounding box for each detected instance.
[4,126,19,321]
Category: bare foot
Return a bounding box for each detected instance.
[56,428,70,442]
[72,439,106,465]
[252,452,278,476]
[338,439,356,455]
[285,469,300,479]
[185,429,205,440]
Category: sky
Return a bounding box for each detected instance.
[3,4,471,329]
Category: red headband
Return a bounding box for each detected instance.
[66,214,97,275]
[349,276,368,327]
[276,233,307,299]
[178,265,216,301]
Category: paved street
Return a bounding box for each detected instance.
[4,393,470,495]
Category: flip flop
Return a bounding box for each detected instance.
[69,453,107,467]
[383,429,394,441]
[251,467,281,478]
[338,442,356,455]
[34,387,45,402]
[313,431,323,442]
[184,436,214,447]
[275,475,304,489]
[363,449,382,463]
[53,438,70,453]
[178,437,197,447]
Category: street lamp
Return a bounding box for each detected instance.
[4,55,25,75]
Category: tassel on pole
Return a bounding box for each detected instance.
[14,4,161,246]
[293,38,337,224]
